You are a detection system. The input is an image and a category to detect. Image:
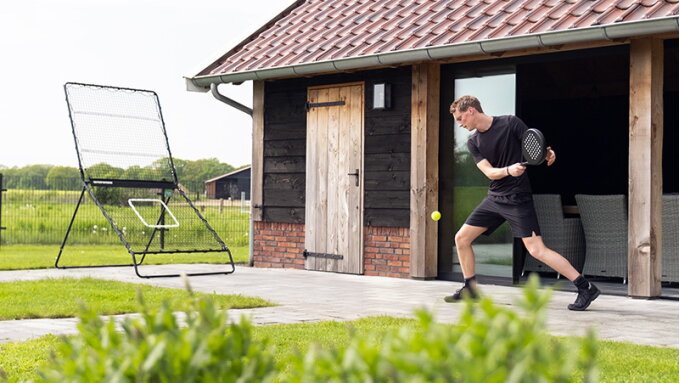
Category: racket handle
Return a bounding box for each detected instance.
[519,161,528,166]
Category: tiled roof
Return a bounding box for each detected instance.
[199,0,678,77]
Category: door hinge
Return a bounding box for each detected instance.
[303,250,344,260]
[305,100,345,111]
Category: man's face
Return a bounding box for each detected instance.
[452,106,475,131]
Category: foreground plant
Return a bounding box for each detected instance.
[35,289,276,382]
[283,274,599,382]
[24,274,598,382]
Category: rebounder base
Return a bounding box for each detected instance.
[55,183,235,278]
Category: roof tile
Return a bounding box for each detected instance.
[527,4,554,23]
[200,0,679,77]
[593,0,614,13]
[649,2,679,17]
[573,7,606,26]
[615,0,638,10]
[501,0,528,13]
[571,1,595,16]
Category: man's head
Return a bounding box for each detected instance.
[450,95,484,131]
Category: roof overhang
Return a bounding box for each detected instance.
[185,16,679,92]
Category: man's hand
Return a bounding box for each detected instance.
[508,163,526,177]
[545,146,556,166]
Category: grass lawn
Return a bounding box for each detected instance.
[0,317,676,382]
[0,277,273,320]
[0,244,249,270]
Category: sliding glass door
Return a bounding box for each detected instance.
[452,74,516,279]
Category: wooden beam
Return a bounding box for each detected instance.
[410,63,440,279]
[628,38,664,298]
[252,81,265,221]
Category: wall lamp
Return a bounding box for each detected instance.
[372,82,391,110]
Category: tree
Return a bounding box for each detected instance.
[178,158,234,192]
[45,166,81,190]
[10,165,53,189]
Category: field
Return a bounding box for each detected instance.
[0,244,249,270]
[1,188,250,248]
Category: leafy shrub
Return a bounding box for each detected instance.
[35,288,276,382]
[282,274,598,382]
[29,275,598,382]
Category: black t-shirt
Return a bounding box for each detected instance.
[467,115,532,199]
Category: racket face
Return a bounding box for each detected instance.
[521,128,546,166]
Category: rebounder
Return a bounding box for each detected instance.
[56,82,235,278]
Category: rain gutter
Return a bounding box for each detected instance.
[185,16,678,91]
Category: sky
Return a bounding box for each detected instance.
[0,0,292,169]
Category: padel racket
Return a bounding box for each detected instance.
[520,128,547,166]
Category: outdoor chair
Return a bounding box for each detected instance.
[662,194,678,283]
[524,194,585,277]
[575,194,628,281]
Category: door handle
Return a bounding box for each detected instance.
[347,169,359,187]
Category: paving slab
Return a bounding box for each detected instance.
[0,265,676,348]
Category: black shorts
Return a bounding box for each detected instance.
[465,195,541,238]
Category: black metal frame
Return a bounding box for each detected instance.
[57,82,235,278]
[0,174,6,248]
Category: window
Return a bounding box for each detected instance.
[452,73,516,279]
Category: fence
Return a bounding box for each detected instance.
[0,174,250,248]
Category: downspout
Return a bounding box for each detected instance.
[210,83,255,267]
[211,83,253,116]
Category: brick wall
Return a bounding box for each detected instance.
[363,226,411,278]
[252,222,411,278]
[252,221,305,269]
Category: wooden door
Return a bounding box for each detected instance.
[305,83,364,274]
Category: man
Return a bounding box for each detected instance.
[445,95,599,311]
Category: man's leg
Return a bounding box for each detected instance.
[444,224,488,302]
[522,234,600,311]
[454,224,488,279]
[521,234,579,281]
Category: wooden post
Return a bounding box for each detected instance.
[410,63,440,279]
[628,38,663,298]
[252,81,265,221]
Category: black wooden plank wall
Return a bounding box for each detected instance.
[262,67,412,227]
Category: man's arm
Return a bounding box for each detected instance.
[476,159,526,180]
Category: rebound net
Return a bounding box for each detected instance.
[57,83,235,278]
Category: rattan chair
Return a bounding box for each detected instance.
[524,194,585,277]
[662,194,678,283]
[575,194,628,281]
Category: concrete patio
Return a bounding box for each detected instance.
[0,264,677,348]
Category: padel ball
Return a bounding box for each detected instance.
[431,211,441,221]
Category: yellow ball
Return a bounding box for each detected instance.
[431,211,441,221]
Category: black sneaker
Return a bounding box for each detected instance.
[444,285,479,303]
[568,282,600,311]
